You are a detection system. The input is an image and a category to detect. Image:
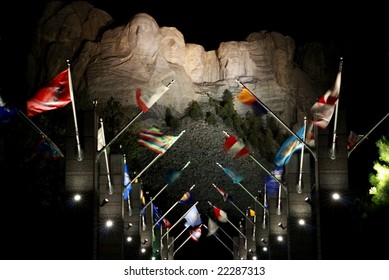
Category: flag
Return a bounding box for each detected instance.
[35,138,62,159]
[264,166,284,195]
[213,206,228,223]
[347,131,364,150]
[136,84,169,112]
[163,218,172,228]
[97,124,105,152]
[207,218,219,236]
[137,127,179,154]
[222,165,244,184]
[236,87,267,115]
[274,125,305,167]
[153,204,163,228]
[223,134,250,158]
[26,69,71,117]
[189,225,202,241]
[311,62,342,128]
[184,205,202,227]
[249,209,256,216]
[213,184,231,202]
[166,168,182,185]
[0,95,17,124]
[123,159,132,201]
[179,191,193,204]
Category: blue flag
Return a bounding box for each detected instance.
[123,159,132,200]
[0,95,17,124]
[274,125,305,167]
[222,166,244,184]
[153,204,163,228]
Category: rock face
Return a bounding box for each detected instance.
[27,1,330,130]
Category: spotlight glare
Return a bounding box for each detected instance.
[332,192,340,200]
[298,219,305,225]
[106,220,113,228]
[126,236,132,242]
[74,194,81,201]
[141,248,146,253]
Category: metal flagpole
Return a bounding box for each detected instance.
[153,184,196,229]
[277,182,282,215]
[96,79,175,162]
[203,224,234,255]
[329,100,340,160]
[212,183,255,226]
[67,60,83,161]
[348,111,389,157]
[206,215,240,248]
[236,80,317,161]
[262,184,267,229]
[16,110,64,157]
[99,118,113,194]
[140,161,191,216]
[297,117,307,193]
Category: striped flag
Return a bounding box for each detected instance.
[184,205,202,228]
[213,183,231,202]
[236,87,267,115]
[137,127,179,154]
[274,125,305,167]
[223,135,250,158]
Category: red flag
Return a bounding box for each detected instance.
[213,206,228,223]
[223,135,250,158]
[213,184,230,201]
[27,69,71,117]
[310,62,342,128]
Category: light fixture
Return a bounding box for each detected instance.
[140,248,146,253]
[298,219,305,226]
[100,198,109,207]
[260,238,268,244]
[262,247,268,252]
[277,235,283,242]
[74,194,81,202]
[305,197,312,205]
[126,236,132,242]
[105,220,113,228]
[278,222,286,229]
[126,223,133,230]
[142,239,148,245]
[332,192,341,200]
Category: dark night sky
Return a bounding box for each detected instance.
[1,1,389,260]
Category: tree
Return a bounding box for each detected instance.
[368,136,389,205]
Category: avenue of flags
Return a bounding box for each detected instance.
[8,55,389,259]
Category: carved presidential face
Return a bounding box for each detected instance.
[128,13,160,56]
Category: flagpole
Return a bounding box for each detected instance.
[212,183,255,226]
[95,80,176,162]
[329,100,340,160]
[236,80,317,161]
[153,184,196,229]
[277,183,282,215]
[216,162,267,211]
[168,225,188,249]
[140,161,191,216]
[203,224,234,255]
[67,60,83,161]
[262,184,267,229]
[348,111,389,157]
[16,110,64,157]
[297,117,307,193]
[99,118,113,194]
